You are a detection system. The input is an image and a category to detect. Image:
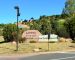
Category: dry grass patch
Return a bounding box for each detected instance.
[0,36,74,55]
[0,42,72,55]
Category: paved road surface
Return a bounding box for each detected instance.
[0,52,75,60]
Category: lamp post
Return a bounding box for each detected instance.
[14,6,20,51]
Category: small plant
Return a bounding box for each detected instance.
[49,41,56,43]
[30,40,37,43]
[19,37,26,43]
[72,40,75,43]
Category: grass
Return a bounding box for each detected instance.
[0,36,74,55]
[0,42,73,55]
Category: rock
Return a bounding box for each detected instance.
[33,48,40,52]
[65,38,72,42]
[59,38,66,42]
[59,37,72,42]
[12,41,16,44]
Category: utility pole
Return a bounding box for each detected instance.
[14,6,20,51]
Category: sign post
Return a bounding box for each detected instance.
[48,32,50,51]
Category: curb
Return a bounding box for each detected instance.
[0,50,75,57]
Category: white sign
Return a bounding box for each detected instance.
[39,35,48,42]
[39,34,58,42]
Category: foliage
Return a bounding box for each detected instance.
[39,15,51,34]
[3,23,27,42]
[49,41,56,43]
[62,0,75,17]
[3,24,17,42]
[64,17,75,40]
[22,15,68,37]
[29,40,37,43]
[0,29,3,36]
[62,0,75,40]
[0,24,4,36]
[56,19,69,37]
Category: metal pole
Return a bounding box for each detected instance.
[14,6,20,51]
[48,32,50,51]
[16,14,19,51]
[48,38,49,51]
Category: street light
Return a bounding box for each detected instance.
[14,6,20,51]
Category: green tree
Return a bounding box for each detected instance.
[56,19,69,37]
[62,0,75,40]
[39,15,51,34]
[62,0,75,17]
[50,15,57,34]
[64,17,75,40]
[0,24,4,36]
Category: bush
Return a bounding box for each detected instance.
[3,24,27,43]
[3,24,17,42]
[30,40,37,43]
[49,41,56,43]
[59,38,66,42]
[0,29,3,36]
[72,40,75,43]
[0,24,4,36]
[19,37,26,43]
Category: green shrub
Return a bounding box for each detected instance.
[3,24,26,43]
[19,37,26,43]
[0,29,3,36]
[49,41,56,43]
[30,40,37,43]
[3,24,17,42]
[72,40,75,43]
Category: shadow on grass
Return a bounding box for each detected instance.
[69,45,75,48]
[0,41,8,44]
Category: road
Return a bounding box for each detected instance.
[0,52,75,60]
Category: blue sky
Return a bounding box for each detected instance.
[0,0,66,24]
